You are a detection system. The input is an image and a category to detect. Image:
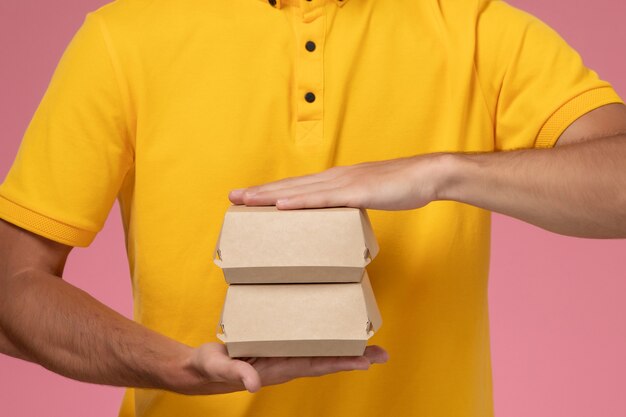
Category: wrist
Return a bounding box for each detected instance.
[155,342,200,393]
[429,152,474,203]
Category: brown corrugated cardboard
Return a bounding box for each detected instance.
[217,272,382,357]
[213,206,379,284]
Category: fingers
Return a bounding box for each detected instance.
[275,188,357,209]
[303,356,372,377]
[363,345,389,364]
[251,348,388,388]
[301,346,389,377]
[229,170,337,205]
[253,356,368,385]
[243,181,349,208]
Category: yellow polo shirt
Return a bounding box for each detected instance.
[1,0,622,416]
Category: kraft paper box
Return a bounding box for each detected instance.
[213,205,383,357]
[214,205,379,284]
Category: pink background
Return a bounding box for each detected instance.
[1,1,625,416]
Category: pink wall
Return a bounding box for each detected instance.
[1,1,624,416]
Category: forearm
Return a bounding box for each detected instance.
[0,220,387,396]
[439,135,626,238]
[0,269,200,392]
[0,326,28,360]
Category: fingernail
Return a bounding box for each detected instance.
[276,199,289,206]
[229,189,245,198]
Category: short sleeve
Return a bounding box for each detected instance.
[0,13,133,247]
[475,0,624,151]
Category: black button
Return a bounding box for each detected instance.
[305,41,316,52]
[305,92,316,103]
[268,0,276,6]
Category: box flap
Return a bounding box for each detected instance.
[359,209,379,261]
[360,271,382,333]
[214,206,379,283]
[218,278,376,344]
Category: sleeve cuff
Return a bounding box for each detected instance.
[0,194,96,247]
[535,86,624,149]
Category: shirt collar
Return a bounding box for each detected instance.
[261,0,350,9]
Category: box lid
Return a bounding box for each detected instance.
[217,271,382,354]
[213,206,379,283]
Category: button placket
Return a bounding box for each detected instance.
[294,1,326,144]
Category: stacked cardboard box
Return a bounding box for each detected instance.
[213,205,382,357]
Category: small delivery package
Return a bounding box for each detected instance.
[213,206,382,357]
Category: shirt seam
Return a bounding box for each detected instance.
[91,12,136,156]
[472,0,496,132]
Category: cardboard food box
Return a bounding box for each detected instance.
[213,205,379,284]
[213,205,382,357]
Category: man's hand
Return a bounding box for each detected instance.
[229,155,447,211]
[180,343,387,394]
[0,219,387,396]
[230,104,626,238]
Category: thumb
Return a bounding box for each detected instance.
[206,354,262,393]
[195,344,264,393]
[232,360,262,393]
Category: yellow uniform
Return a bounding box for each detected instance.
[0,0,622,416]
